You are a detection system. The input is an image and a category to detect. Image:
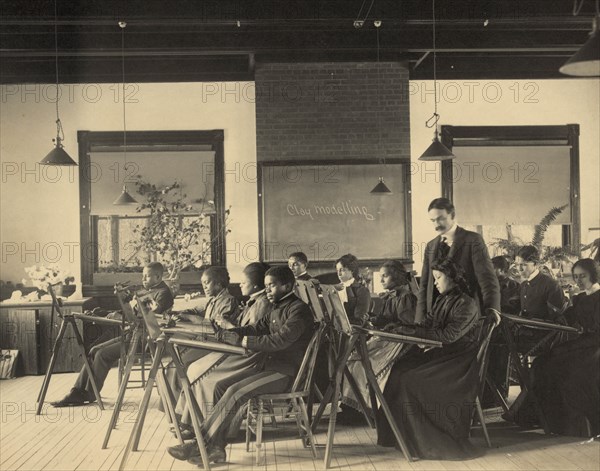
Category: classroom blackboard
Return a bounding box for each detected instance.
[258,161,411,263]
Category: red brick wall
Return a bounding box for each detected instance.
[255,62,411,162]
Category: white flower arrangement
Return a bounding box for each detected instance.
[23,265,75,292]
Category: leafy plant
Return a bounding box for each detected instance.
[531,204,568,252]
[491,204,579,279]
[129,177,231,280]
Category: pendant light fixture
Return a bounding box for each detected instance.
[370,20,392,194]
[113,21,137,205]
[418,0,455,162]
[559,0,600,76]
[40,0,77,166]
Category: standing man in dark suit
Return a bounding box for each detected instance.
[416,198,500,322]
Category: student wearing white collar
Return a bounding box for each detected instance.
[507,258,600,436]
[335,253,371,325]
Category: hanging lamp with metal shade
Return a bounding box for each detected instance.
[370,20,392,194]
[418,0,456,162]
[113,185,138,205]
[419,129,455,161]
[40,0,77,166]
[113,21,137,206]
[370,177,392,194]
[560,14,600,76]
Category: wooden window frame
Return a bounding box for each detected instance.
[78,130,225,287]
[439,124,581,249]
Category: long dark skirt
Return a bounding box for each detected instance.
[531,334,600,436]
[377,343,482,460]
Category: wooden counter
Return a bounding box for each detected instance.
[0,297,96,375]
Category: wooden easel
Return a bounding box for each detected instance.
[103,288,181,449]
[313,285,442,468]
[36,284,122,414]
[117,292,247,471]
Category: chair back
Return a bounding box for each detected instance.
[288,321,327,394]
[476,309,501,392]
[408,270,420,297]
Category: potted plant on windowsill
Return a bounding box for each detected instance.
[491,204,579,285]
[128,178,231,294]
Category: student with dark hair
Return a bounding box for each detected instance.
[166,266,240,400]
[514,259,600,435]
[288,252,312,281]
[167,265,314,466]
[52,262,173,407]
[515,245,565,321]
[377,258,482,459]
[492,256,520,314]
[502,245,567,425]
[174,262,273,439]
[339,260,416,423]
[335,253,371,325]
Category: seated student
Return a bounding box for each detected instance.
[174,262,273,437]
[492,255,520,314]
[52,262,174,407]
[512,259,600,434]
[166,266,240,400]
[377,258,482,460]
[334,253,371,325]
[167,266,314,465]
[513,245,566,352]
[339,260,416,423]
[288,251,312,281]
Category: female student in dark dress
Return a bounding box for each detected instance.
[377,258,482,460]
[530,258,600,436]
[340,260,416,421]
[334,253,371,325]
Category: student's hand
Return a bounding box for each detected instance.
[382,323,398,332]
[106,311,123,321]
[148,300,159,312]
[217,330,241,346]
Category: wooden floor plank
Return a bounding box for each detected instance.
[1,373,599,471]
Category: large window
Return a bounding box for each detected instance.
[440,125,580,256]
[78,130,225,286]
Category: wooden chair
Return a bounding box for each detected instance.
[245,322,326,465]
[470,309,502,447]
[500,312,580,434]
[35,283,126,415]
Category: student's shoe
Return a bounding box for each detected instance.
[50,388,94,407]
[167,440,200,461]
[187,446,227,467]
[170,425,196,441]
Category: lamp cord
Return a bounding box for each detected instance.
[53,0,64,145]
[120,22,127,173]
[376,24,383,167]
[425,0,440,132]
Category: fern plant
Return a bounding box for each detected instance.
[531,204,568,252]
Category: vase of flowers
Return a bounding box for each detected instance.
[23,265,75,296]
